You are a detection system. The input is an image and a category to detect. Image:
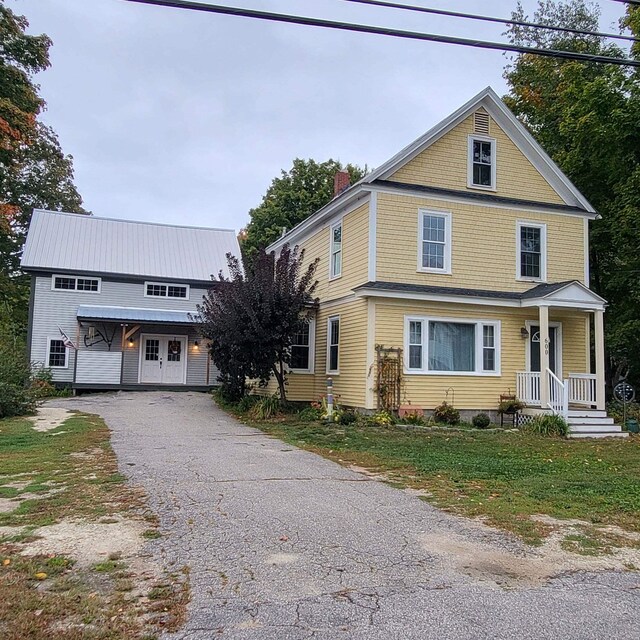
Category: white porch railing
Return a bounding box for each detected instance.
[516,371,598,417]
[516,371,540,406]
[567,373,597,407]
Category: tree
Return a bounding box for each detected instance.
[504,0,640,390]
[0,2,85,341]
[198,245,319,402]
[241,158,366,262]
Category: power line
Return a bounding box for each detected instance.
[125,0,640,67]
[342,0,640,44]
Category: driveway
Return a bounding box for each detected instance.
[55,392,639,639]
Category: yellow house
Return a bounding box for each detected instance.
[267,87,623,438]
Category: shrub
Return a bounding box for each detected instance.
[334,409,358,425]
[370,410,394,427]
[472,413,491,429]
[0,343,36,418]
[399,412,425,426]
[248,394,282,420]
[298,405,323,422]
[433,401,460,425]
[236,394,260,413]
[522,414,569,437]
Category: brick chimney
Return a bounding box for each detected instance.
[333,170,350,197]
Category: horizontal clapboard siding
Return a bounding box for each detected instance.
[76,352,122,384]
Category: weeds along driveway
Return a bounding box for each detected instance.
[54,392,640,640]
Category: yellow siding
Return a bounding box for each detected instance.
[376,192,585,291]
[390,112,565,205]
[295,201,370,303]
[375,300,589,411]
[257,298,369,407]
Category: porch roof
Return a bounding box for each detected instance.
[77,305,200,325]
[353,280,606,310]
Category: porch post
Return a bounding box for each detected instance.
[594,308,606,411]
[539,304,550,409]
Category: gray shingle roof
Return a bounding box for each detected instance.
[353,280,577,301]
[21,210,240,282]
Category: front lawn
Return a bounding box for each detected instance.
[0,411,187,639]
[242,414,640,546]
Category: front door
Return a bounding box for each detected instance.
[140,335,187,384]
[529,325,559,375]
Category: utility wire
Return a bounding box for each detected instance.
[125,0,640,67]
[342,0,640,44]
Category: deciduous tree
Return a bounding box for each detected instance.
[197,246,319,403]
[504,0,640,389]
[241,158,366,263]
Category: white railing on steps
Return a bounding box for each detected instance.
[567,373,597,407]
[547,368,568,419]
[516,371,540,405]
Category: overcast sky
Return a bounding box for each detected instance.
[15,0,626,232]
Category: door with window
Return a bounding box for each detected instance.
[140,335,187,384]
[528,325,560,376]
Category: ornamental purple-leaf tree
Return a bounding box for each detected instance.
[197,245,319,403]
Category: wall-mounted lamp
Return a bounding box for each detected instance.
[128,337,135,348]
[193,340,199,350]
[520,327,529,339]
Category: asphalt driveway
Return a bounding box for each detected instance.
[55,392,640,639]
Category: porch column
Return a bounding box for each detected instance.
[594,308,606,411]
[539,304,550,409]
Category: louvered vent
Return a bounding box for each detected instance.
[474,111,490,135]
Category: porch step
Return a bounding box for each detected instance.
[566,416,615,426]
[568,431,629,439]
[568,422,620,432]
[567,409,607,418]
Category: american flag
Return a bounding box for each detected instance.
[58,327,77,350]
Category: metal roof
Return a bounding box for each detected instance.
[77,305,199,324]
[21,210,240,282]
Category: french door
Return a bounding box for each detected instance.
[139,335,187,384]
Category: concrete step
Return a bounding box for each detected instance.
[568,423,622,433]
[568,431,629,439]
[567,409,607,418]
[567,416,615,426]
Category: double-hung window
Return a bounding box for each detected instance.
[419,209,451,274]
[405,317,500,375]
[330,222,342,279]
[327,316,340,373]
[47,338,68,368]
[517,222,546,281]
[468,136,496,190]
[290,318,315,373]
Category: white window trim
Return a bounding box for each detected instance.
[467,134,497,191]
[417,208,452,275]
[403,315,501,376]
[329,220,343,280]
[51,274,101,294]
[289,317,316,374]
[516,221,547,283]
[46,337,69,369]
[326,315,340,374]
[144,281,190,300]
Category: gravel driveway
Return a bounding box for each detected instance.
[54,392,639,639]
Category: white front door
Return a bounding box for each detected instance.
[140,335,187,384]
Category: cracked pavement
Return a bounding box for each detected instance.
[53,392,640,639]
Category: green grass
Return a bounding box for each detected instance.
[247,416,640,544]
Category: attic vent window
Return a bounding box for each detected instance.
[474,111,490,135]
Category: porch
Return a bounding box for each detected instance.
[72,305,214,389]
